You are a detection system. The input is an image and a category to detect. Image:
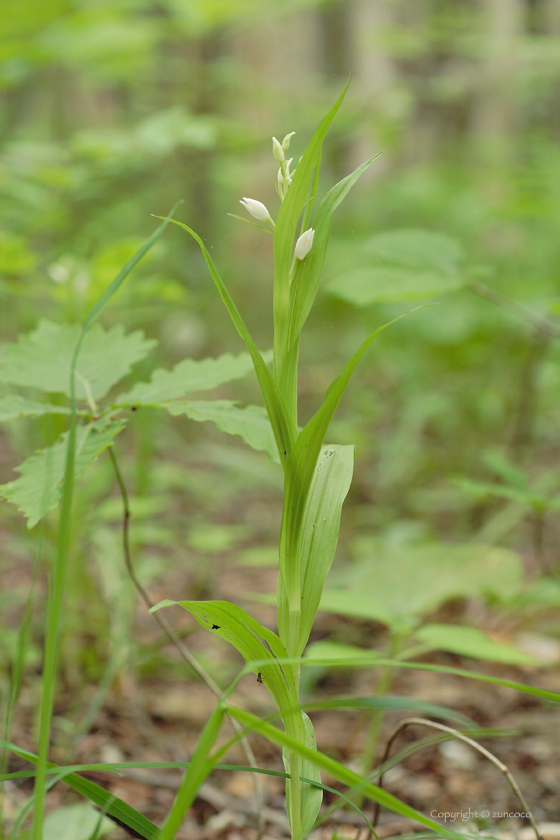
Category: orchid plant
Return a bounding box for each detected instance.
[2,85,550,840]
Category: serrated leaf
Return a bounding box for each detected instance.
[415,623,537,665]
[278,445,354,655]
[115,350,272,407]
[327,267,463,306]
[0,416,126,527]
[0,395,71,422]
[0,320,156,401]
[168,400,278,461]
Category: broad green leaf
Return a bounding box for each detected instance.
[318,543,523,633]
[415,623,537,665]
[168,400,278,462]
[278,445,354,655]
[0,741,160,840]
[150,600,297,722]
[226,706,462,840]
[0,416,126,527]
[43,804,115,840]
[326,228,465,306]
[156,217,296,462]
[364,229,465,273]
[115,350,272,407]
[327,267,463,306]
[0,320,156,401]
[283,712,322,838]
[0,395,71,422]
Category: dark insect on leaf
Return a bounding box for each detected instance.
[211,624,220,630]
[257,672,263,684]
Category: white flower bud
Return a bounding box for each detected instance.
[282,131,296,151]
[240,197,272,222]
[294,228,315,260]
[272,136,284,163]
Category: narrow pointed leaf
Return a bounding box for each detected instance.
[115,350,272,407]
[151,600,297,716]
[168,400,278,461]
[0,742,159,840]
[287,155,379,348]
[155,216,296,461]
[273,83,349,369]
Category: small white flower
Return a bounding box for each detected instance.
[272,136,284,163]
[240,197,272,222]
[282,131,296,151]
[294,228,315,260]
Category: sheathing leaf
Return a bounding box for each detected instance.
[283,711,322,838]
[279,315,406,631]
[227,706,463,840]
[278,445,354,654]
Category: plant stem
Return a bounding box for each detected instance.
[360,632,405,786]
[108,446,266,838]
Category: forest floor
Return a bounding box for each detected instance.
[4,551,560,840]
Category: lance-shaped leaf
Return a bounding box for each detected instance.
[156,217,296,462]
[115,350,272,407]
[279,312,412,623]
[286,155,379,352]
[273,83,349,369]
[0,396,71,422]
[0,320,156,401]
[150,600,297,719]
[0,416,126,528]
[168,400,278,462]
[277,445,354,654]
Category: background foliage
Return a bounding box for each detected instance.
[2,0,560,829]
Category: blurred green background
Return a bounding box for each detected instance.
[2,0,560,719]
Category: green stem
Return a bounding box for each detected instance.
[160,702,226,840]
[360,632,406,786]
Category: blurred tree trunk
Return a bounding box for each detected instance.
[471,0,525,141]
